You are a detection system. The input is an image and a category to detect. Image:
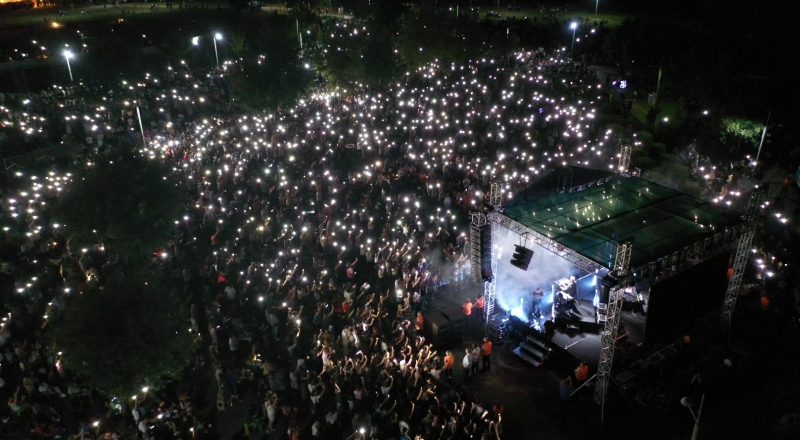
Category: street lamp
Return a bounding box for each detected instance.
[570,22,578,57]
[192,34,222,66]
[681,394,705,440]
[213,33,222,67]
[63,50,73,82]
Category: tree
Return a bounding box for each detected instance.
[50,145,183,266]
[720,117,765,149]
[229,32,250,58]
[51,273,193,397]
[228,56,313,112]
[228,19,313,112]
[285,0,322,16]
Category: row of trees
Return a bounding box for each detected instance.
[219,3,526,110]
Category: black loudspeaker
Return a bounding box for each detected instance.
[599,285,610,304]
[599,274,618,305]
[510,245,534,271]
[471,223,493,280]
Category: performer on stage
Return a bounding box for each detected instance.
[567,276,578,299]
[531,287,545,319]
[556,292,581,317]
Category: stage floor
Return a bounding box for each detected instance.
[551,306,646,371]
[423,277,648,373]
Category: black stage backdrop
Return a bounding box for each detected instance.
[645,253,729,346]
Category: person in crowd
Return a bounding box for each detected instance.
[463,298,473,327]
[462,348,474,382]
[481,337,493,372]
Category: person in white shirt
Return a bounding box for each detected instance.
[264,394,278,432]
[224,284,236,300]
[462,348,473,380]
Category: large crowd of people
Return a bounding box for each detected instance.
[0,35,796,440]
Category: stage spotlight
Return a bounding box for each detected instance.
[510,245,534,271]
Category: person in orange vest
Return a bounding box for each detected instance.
[443,351,455,380]
[414,312,424,332]
[574,362,589,383]
[463,298,473,327]
[481,337,493,371]
[474,295,485,321]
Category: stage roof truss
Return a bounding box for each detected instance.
[488,211,607,274]
[501,173,747,271]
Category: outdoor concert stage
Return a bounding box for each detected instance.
[473,166,750,376]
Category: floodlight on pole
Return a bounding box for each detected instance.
[681,394,705,440]
[63,50,73,82]
[192,36,200,46]
[570,22,578,57]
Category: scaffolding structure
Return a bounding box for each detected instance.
[483,219,498,328]
[557,167,574,193]
[467,182,503,334]
[720,189,761,329]
[618,144,632,174]
[595,240,633,420]
[489,181,503,209]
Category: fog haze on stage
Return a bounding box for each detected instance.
[494,229,587,322]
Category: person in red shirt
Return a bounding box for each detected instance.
[463,298,473,327]
[481,337,493,371]
[414,312,424,332]
[574,362,589,383]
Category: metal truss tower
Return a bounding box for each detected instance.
[489,181,503,209]
[466,181,502,334]
[483,219,499,329]
[618,145,632,174]
[720,189,761,329]
[595,240,633,422]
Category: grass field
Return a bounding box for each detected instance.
[0,2,293,29]
[0,2,631,29]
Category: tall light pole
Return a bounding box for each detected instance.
[681,394,705,440]
[595,0,599,17]
[63,50,73,82]
[192,34,222,66]
[213,33,222,67]
[128,81,147,149]
[570,22,578,57]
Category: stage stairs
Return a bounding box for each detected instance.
[513,334,551,368]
